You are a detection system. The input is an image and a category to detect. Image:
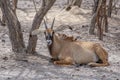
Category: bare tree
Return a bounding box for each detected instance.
[89,0,108,40]
[0,0,25,53]
[90,0,99,35]
[0,0,56,59]
[0,0,18,26]
[26,0,56,54]
[92,0,99,14]
[107,0,113,17]
[12,0,18,15]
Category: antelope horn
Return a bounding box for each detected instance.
[51,18,55,29]
[44,19,48,29]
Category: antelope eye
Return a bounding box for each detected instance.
[51,31,54,36]
[52,31,54,34]
[44,31,45,34]
[44,32,47,35]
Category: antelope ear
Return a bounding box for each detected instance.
[31,29,43,35]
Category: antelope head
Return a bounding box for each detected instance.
[43,18,55,46]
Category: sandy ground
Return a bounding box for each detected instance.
[0,0,120,80]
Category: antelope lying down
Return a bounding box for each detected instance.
[32,19,109,67]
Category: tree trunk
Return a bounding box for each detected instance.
[89,0,108,40]
[89,0,99,34]
[0,0,25,53]
[12,0,18,15]
[26,0,56,54]
[89,14,97,35]
[92,0,99,14]
[0,0,18,26]
[107,0,113,17]
[98,0,107,40]
[103,0,108,32]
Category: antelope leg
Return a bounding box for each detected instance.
[53,57,73,65]
[88,44,109,67]
[88,62,109,67]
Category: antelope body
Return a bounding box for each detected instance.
[32,19,109,67]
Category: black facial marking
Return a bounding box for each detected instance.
[44,31,54,46]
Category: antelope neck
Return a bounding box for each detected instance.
[47,34,61,56]
[47,34,54,56]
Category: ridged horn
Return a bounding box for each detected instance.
[43,19,48,29]
[51,18,55,29]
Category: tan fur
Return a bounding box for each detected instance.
[57,33,77,41]
[32,28,109,67]
[51,33,109,67]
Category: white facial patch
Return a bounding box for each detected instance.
[46,40,52,45]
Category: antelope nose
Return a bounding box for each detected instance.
[46,40,52,45]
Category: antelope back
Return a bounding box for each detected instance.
[57,33,77,41]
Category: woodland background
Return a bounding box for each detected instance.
[0,0,120,80]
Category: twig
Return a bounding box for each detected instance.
[32,0,38,12]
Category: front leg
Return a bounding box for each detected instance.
[54,57,73,66]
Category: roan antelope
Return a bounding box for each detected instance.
[32,19,109,67]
